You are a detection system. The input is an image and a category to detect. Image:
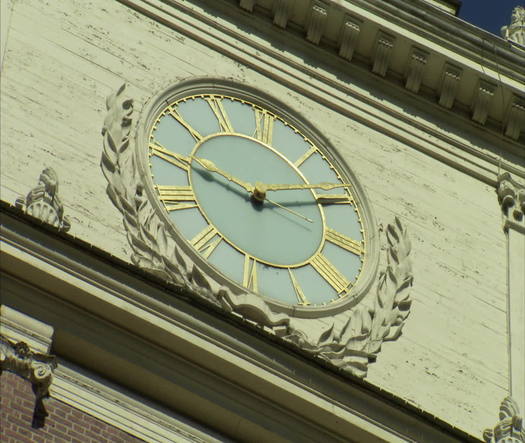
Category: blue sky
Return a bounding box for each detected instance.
[458,0,524,35]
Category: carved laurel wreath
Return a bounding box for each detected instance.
[101,84,413,378]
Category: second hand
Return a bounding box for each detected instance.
[264,197,313,223]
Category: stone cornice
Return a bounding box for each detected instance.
[217,0,525,142]
[118,0,524,187]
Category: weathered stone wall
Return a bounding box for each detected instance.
[0,0,513,437]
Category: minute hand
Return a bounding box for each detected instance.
[264,182,352,191]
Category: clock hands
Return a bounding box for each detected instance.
[190,157,313,222]
[153,146,343,223]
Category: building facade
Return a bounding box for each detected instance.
[1,0,524,441]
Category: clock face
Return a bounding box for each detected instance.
[147,93,366,307]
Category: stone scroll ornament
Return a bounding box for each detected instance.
[0,335,57,428]
[484,397,525,443]
[15,167,71,232]
[101,85,413,378]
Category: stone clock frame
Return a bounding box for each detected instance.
[101,80,414,378]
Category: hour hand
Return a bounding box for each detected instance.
[192,156,254,192]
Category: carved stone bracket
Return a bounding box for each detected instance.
[372,31,395,77]
[338,15,361,61]
[273,0,293,29]
[306,2,328,45]
[239,0,256,12]
[497,172,525,230]
[472,79,496,125]
[439,63,462,109]
[282,217,413,378]
[14,168,71,232]
[405,47,428,94]
[504,95,525,141]
[484,397,525,443]
[0,335,57,428]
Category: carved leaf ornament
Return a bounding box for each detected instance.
[101,84,414,378]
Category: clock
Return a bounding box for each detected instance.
[143,83,373,310]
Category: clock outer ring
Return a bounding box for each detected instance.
[135,77,380,319]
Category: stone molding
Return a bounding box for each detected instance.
[14,167,70,232]
[52,363,218,443]
[101,83,413,378]
[497,172,525,232]
[483,397,525,443]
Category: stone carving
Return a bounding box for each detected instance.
[483,397,525,443]
[273,0,293,29]
[306,2,328,45]
[497,172,525,226]
[405,47,428,94]
[338,16,361,61]
[283,217,413,378]
[0,335,57,428]
[15,167,70,232]
[501,6,525,47]
[439,63,462,109]
[101,85,413,377]
[372,31,395,77]
[239,0,256,12]
[101,84,230,307]
[472,79,496,126]
[504,95,525,141]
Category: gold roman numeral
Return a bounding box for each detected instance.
[243,255,258,293]
[288,269,309,305]
[294,145,317,167]
[157,185,197,211]
[325,228,363,256]
[169,106,202,142]
[315,193,354,205]
[254,109,274,144]
[206,97,234,133]
[150,142,190,171]
[190,225,222,259]
[310,253,351,295]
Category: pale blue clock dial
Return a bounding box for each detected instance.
[149,94,365,307]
